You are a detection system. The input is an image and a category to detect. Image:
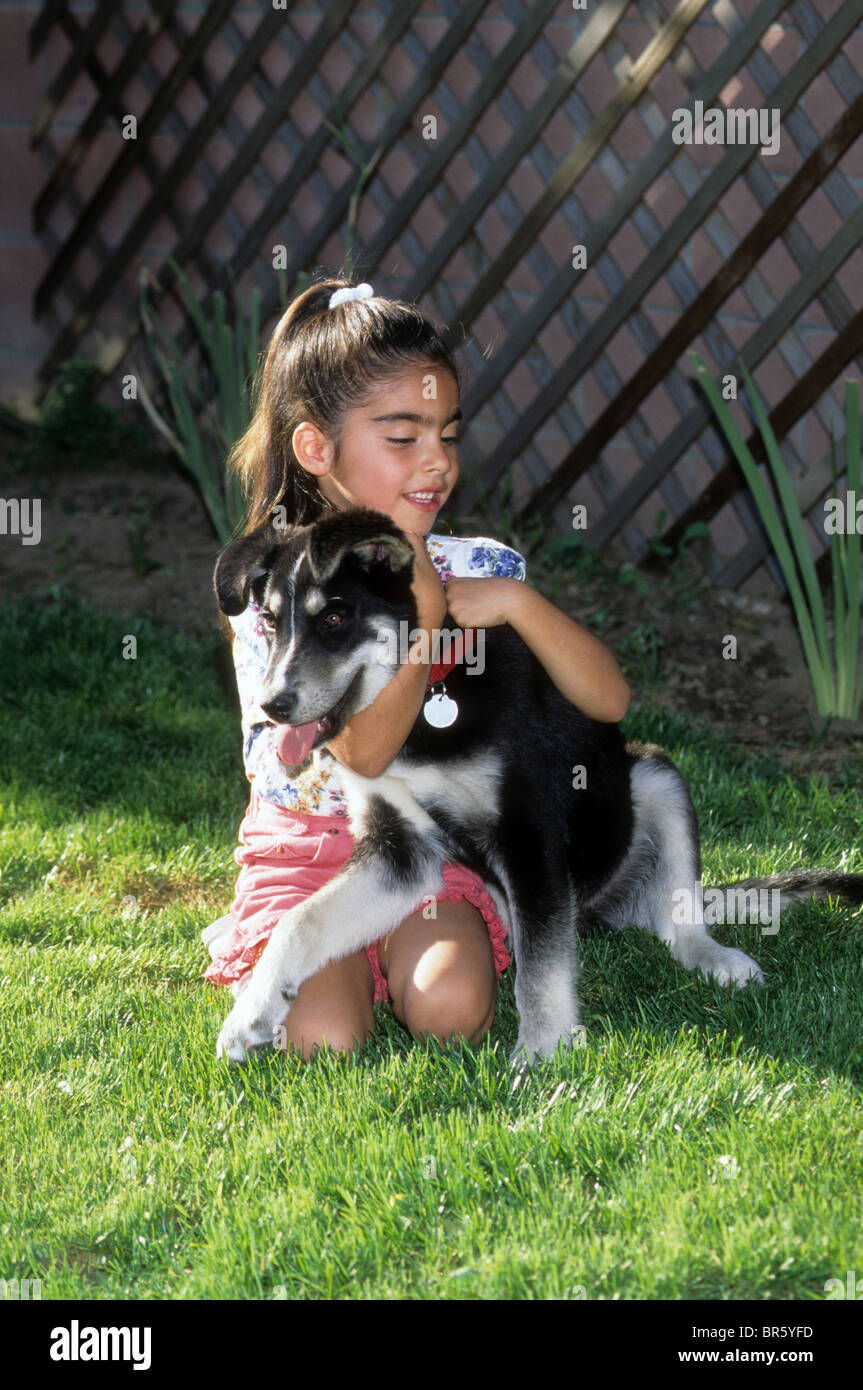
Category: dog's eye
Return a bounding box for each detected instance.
[260,612,277,630]
[322,611,343,628]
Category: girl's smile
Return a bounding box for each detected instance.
[402,489,446,512]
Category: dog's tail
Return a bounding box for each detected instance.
[707,869,863,908]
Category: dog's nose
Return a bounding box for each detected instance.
[260,692,297,722]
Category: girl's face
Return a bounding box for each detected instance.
[294,367,461,533]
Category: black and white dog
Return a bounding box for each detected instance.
[212,508,863,1066]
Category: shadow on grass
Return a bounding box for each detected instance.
[0,590,247,823]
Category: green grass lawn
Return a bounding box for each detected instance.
[1,591,862,1300]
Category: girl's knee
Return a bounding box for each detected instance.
[277,1006,375,1061]
[274,948,376,1060]
[403,974,496,1046]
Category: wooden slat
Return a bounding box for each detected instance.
[197,0,490,343]
[650,187,863,567]
[470,2,863,522]
[29,0,67,60]
[351,0,561,280]
[615,0,861,566]
[391,0,631,305]
[31,0,203,307]
[33,0,175,228]
[35,2,284,379]
[527,17,766,558]
[34,0,241,321]
[712,0,863,416]
[31,0,122,146]
[28,0,863,601]
[160,0,403,303]
[85,0,472,380]
[445,0,712,340]
[587,198,863,553]
[456,0,791,515]
[514,1,863,528]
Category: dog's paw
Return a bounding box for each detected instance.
[508,1024,586,1071]
[216,1022,276,1065]
[216,979,298,1064]
[699,945,765,988]
[216,1010,282,1064]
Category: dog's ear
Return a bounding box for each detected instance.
[213,520,284,615]
[308,509,414,585]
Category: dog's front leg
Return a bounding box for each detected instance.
[216,810,448,1063]
[505,896,584,1071]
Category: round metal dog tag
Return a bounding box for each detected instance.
[423,691,458,728]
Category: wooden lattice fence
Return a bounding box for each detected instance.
[28,0,863,594]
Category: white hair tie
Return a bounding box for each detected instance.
[328,282,374,309]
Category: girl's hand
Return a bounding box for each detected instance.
[404,530,448,628]
[443,576,524,629]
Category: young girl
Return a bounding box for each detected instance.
[202,277,630,1062]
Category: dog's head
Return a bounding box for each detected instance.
[214,509,418,760]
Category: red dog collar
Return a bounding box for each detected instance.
[426,628,476,687]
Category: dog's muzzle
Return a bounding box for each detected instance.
[260,673,361,764]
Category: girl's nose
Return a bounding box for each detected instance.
[425,438,456,472]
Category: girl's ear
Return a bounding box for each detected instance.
[213,521,282,615]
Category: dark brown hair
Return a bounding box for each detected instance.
[227,276,460,541]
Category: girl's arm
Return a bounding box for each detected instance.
[324,620,436,779]
[444,577,630,724]
[325,534,448,779]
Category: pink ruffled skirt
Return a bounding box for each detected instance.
[202,791,511,1005]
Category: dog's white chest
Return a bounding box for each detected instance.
[336,750,503,837]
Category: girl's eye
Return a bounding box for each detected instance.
[386,434,462,446]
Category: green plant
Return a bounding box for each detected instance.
[646,511,711,610]
[647,509,709,561]
[126,502,159,578]
[3,359,164,478]
[692,353,862,721]
[618,618,664,684]
[136,259,266,545]
[828,389,862,718]
[324,105,384,281]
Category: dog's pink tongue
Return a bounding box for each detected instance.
[276,720,320,766]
